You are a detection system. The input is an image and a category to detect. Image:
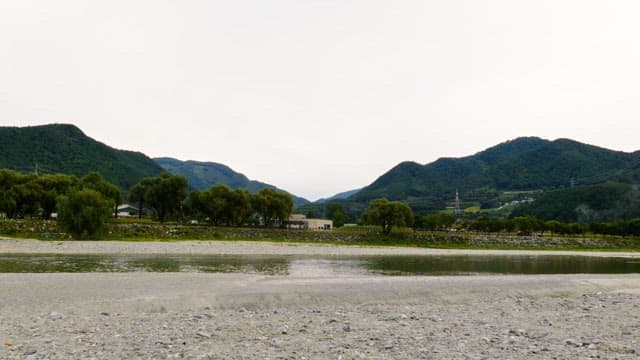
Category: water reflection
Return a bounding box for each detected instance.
[0,254,639,276]
[0,255,290,275]
[362,255,640,275]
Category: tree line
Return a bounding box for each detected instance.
[2,167,639,239]
[0,169,295,238]
[411,212,640,237]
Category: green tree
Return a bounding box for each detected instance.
[128,177,156,219]
[144,173,189,223]
[252,188,294,227]
[57,188,113,239]
[35,174,78,219]
[363,198,414,235]
[82,172,121,218]
[326,202,347,227]
[228,188,253,226]
[199,184,232,225]
[415,213,456,231]
[510,216,540,236]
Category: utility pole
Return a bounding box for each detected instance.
[454,189,461,217]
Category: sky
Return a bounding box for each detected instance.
[1,1,640,201]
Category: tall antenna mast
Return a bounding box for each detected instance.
[34,163,38,176]
[454,189,461,217]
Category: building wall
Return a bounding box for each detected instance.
[305,219,333,230]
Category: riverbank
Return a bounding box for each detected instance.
[3,220,640,250]
[2,239,640,359]
[2,237,640,258]
[1,271,640,359]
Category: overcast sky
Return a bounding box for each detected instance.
[2,1,640,200]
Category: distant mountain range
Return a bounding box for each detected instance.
[0,124,164,190]
[333,137,640,222]
[154,157,309,208]
[314,188,361,204]
[3,124,639,222]
[0,124,310,205]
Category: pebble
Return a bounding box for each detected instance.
[564,339,581,347]
[49,312,63,321]
[196,332,211,339]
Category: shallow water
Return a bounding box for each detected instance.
[1,254,640,276]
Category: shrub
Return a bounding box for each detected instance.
[57,189,113,239]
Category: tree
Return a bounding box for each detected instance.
[415,213,456,231]
[326,202,347,227]
[129,177,156,219]
[198,184,231,225]
[252,188,294,227]
[511,216,540,236]
[228,188,253,226]
[144,173,188,223]
[35,174,78,219]
[363,198,414,235]
[57,188,113,239]
[82,172,121,218]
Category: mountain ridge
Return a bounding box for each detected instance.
[154,157,310,208]
[340,136,640,218]
[0,123,164,191]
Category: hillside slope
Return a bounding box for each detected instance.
[0,124,164,191]
[350,137,640,215]
[154,157,310,208]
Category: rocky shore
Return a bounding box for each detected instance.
[1,239,640,359]
[2,237,640,257]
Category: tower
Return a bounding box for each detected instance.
[454,189,461,217]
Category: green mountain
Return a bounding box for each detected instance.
[510,182,640,223]
[0,124,164,191]
[154,157,310,208]
[315,188,361,204]
[347,137,640,220]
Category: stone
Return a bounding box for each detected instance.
[49,312,63,321]
[196,332,211,339]
[565,339,581,347]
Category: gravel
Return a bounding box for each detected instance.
[3,237,640,257]
[1,239,640,359]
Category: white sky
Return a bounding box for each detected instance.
[2,1,640,201]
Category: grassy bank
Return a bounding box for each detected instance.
[1,219,640,251]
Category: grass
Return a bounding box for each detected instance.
[1,219,640,251]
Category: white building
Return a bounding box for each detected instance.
[287,214,333,230]
[115,204,139,218]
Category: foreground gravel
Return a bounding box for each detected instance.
[1,239,640,359]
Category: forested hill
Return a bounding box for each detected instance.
[154,157,310,208]
[0,124,164,191]
[350,137,640,214]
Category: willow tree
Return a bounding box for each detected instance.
[363,198,414,235]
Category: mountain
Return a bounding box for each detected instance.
[0,124,164,190]
[315,188,361,204]
[349,137,640,217]
[154,157,310,208]
[510,182,640,223]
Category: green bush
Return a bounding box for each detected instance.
[57,189,113,239]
